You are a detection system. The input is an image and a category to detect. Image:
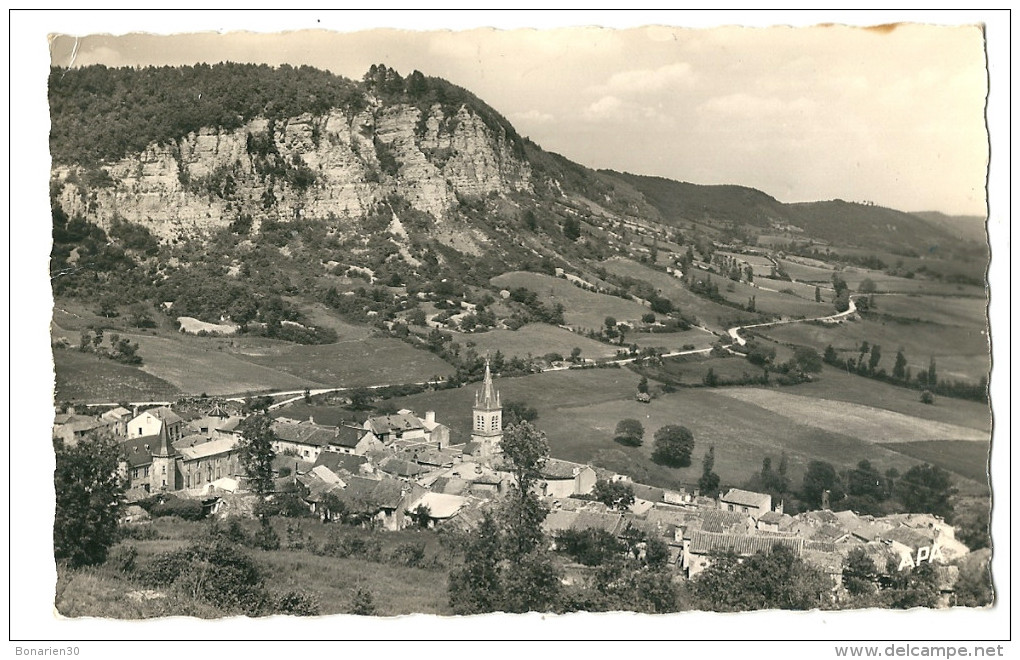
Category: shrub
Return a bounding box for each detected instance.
[274,590,322,616]
[388,541,428,568]
[142,495,206,521]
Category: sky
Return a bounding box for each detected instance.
[41,11,991,216]
[8,9,1013,646]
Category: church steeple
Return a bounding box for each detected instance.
[150,421,177,492]
[475,359,501,410]
[471,359,503,449]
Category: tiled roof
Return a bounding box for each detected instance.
[880,525,935,548]
[407,492,468,519]
[700,509,753,534]
[332,425,366,449]
[145,406,184,425]
[759,510,785,524]
[720,488,771,509]
[629,483,666,503]
[313,451,368,475]
[174,433,212,450]
[178,436,238,461]
[335,476,410,512]
[378,457,427,478]
[571,511,626,535]
[366,413,423,436]
[309,465,344,485]
[541,458,588,480]
[119,435,159,469]
[689,531,804,556]
[272,420,336,447]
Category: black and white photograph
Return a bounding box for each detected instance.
[9,8,1011,649]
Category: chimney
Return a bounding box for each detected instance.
[776,500,784,515]
[425,410,436,424]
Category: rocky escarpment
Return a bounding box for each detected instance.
[52,101,532,242]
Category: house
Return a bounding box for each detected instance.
[100,406,133,437]
[420,411,451,448]
[683,531,805,578]
[189,414,244,441]
[757,510,788,533]
[118,422,180,493]
[404,492,469,528]
[539,459,597,498]
[313,450,369,477]
[327,425,381,456]
[719,488,773,519]
[330,475,423,531]
[53,414,111,445]
[271,419,338,461]
[364,411,427,445]
[177,436,241,492]
[128,407,185,444]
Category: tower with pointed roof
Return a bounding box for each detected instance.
[149,422,179,491]
[470,359,502,451]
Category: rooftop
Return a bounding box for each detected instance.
[720,488,772,509]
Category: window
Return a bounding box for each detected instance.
[138,427,143,436]
[476,415,484,430]
[490,417,498,431]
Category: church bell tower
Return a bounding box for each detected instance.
[471,359,502,451]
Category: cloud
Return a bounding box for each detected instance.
[592,61,697,96]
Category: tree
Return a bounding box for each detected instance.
[842,547,878,596]
[563,217,581,241]
[350,587,377,615]
[238,414,278,498]
[823,344,838,365]
[692,545,830,611]
[786,346,821,374]
[834,289,851,313]
[893,349,908,380]
[868,344,882,373]
[815,286,822,303]
[896,463,957,520]
[503,401,539,428]
[859,278,877,294]
[926,356,938,388]
[703,367,719,387]
[642,312,656,324]
[501,421,549,494]
[604,316,617,331]
[555,528,625,565]
[592,480,636,510]
[614,418,645,447]
[637,376,649,394]
[651,425,695,468]
[569,346,582,363]
[800,460,843,509]
[406,504,432,529]
[920,390,935,405]
[698,446,720,495]
[54,432,125,567]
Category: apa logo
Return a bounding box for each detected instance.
[897,542,945,570]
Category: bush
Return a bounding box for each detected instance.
[388,541,428,568]
[274,590,321,616]
[920,390,935,405]
[142,495,206,521]
[141,541,271,616]
[651,425,695,468]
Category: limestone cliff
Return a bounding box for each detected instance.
[52,101,532,242]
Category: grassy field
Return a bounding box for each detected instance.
[873,294,988,328]
[126,332,321,396]
[491,271,649,330]
[599,257,760,331]
[688,267,830,319]
[761,316,990,383]
[282,298,376,341]
[238,338,455,389]
[55,518,453,618]
[710,388,988,444]
[377,364,990,495]
[878,440,991,485]
[455,323,618,360]
[52,349,182,403]
[627,328,718,352]
[788,366,992,434]
[717,251,775,277]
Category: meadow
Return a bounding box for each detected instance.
[490,271,649,330]
[761,316,990,383]
[52,349,181,403]
[599,257,759,330]
[377,362,989,495]
[455,323,618,360]
[687,267,830,319]
[55,517,453,618]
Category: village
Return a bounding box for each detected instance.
[53,360,971,606]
